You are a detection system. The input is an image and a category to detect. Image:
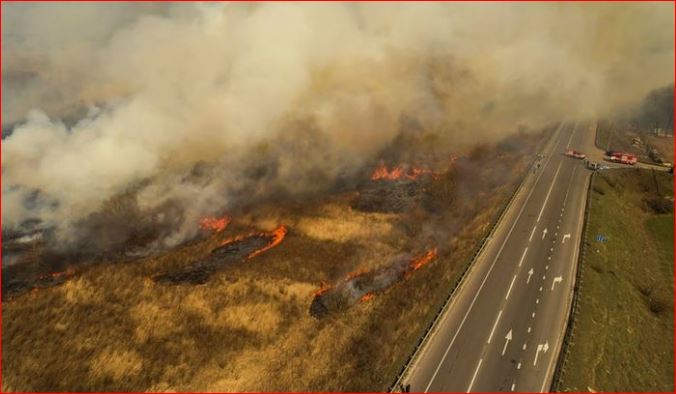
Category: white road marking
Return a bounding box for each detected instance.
[517,362,522,370]
[527,268,534,284]
[561,166,577,207]
[542,275,546,280]
[531,312,536,318]
[422,126,566,392]
[539,165,583,393]
[502,329,513,356]
[522,343,527,350]
[529,226,537,242]
[527,327,532,333]
[467,359,483,392]
[487,310,503,344]
[548,256,552,260]
[539,286,543,292]
[536,298,539,304]
[506,275,517,300]
[551,276,563,291]
[533,342,550,366]
[518,247,528,267]
[541,228,548,239]
[511,382,516,391]
[562,234,571,244]
[537,161,562,223]
[565,126,576,149]
[545,265,549,270]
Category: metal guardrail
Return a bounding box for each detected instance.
[549,171,595,391]
[388,127,562,392]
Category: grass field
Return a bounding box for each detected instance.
[3,131,546,391]
[596,121,674,164]
[559,169,674,392]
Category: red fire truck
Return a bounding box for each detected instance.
[608,152,637,165]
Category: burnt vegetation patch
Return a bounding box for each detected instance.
[153,235,271,285]
[310,249,437,318]
[153,226,287,285]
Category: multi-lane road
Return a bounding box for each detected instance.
[400,123,591,392]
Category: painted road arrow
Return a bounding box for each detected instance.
[527,268,534,284]
[541,228,548,239]
[562,233,571,244]
[501,329,513,356]
[551,276,563,290]
[533,341,549,366]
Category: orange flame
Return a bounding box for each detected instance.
[247,225,288,259]
[360,293,375,302]
[218,225,288,260]
[313,282,334,297]
[345,267,369,281]
[410,248,438,271]
[371,161,438,181]
[199,215,231,233]
[38,266,76,281]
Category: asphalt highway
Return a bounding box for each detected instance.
[401,123,591,392]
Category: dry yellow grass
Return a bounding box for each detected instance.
[3,131,546,392]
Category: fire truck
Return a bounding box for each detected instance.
[607,152,637,165]
[564,149,586,159]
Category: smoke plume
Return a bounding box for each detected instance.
[2,2,673,254]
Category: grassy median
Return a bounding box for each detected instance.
[559,169,674,392]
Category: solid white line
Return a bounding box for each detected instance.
[518,247,528,267]
[467,359,483,392]
[529,226,537,242]
[423,125,565,392]
[561,166,577,207]
[537,161,562,223]
[506,275,517,300]
[487,310,503,344]
[565,125,576,149]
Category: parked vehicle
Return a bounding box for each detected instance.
[608,152,637,165]
[565,149,586,159]
[585,161,600,170]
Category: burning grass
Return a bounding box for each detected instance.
[152,225,287,285]
[199,215,232,233]
[3,129,548,391]
[310,248,438,318]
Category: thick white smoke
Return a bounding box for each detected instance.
[2,2,673,251]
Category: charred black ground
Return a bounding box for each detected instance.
[310,249,437,319]
[152,234,273,285]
